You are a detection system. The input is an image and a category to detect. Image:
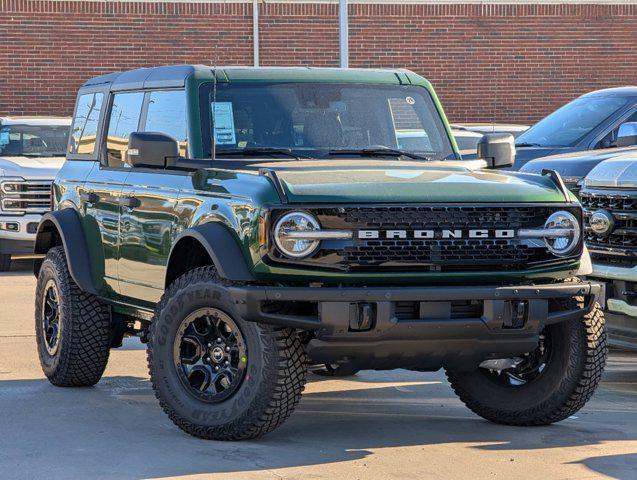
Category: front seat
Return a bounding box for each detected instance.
[303,111,344,148]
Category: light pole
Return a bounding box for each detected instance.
[253,0,260,67]
[339,0,348,68]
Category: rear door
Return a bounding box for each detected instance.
[82,90,144,296]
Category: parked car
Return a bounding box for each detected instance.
[0,116,70,270]
[514,87,637,170]
[519,143,637,198]
[580,157,637,350]
[452,123,529,138]
[34,65,605,440]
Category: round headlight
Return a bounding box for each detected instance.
[544,210,580,256]
[274,212,320,258]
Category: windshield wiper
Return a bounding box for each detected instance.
[328,147,433,161]
[215,148,306,160]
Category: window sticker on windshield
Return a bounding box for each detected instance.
[405,96,415,105]
[212,102,236,145]
[0,130,9,146]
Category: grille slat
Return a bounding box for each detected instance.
[0,180,53,214]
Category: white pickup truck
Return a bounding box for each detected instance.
[0,116,70,270]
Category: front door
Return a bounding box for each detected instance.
[117,169,184,303]
[116,88,191,303]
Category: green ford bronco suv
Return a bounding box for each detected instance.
[34,65,607,440]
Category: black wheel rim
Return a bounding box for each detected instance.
[173,307,248,403]
[483,330,553,387]
[41,279,62,355]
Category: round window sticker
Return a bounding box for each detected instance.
[406,96,415,105]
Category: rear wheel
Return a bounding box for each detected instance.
[447,301,607,425]
[35,247,111,386]
[148,266,308,440]
[0,254,11,271]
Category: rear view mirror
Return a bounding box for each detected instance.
[616,122,637,147]
[477,133,515,168]
[126,132,179,168]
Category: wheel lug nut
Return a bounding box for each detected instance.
[207,343,212,348]
[216,337,222,343]
[225,347,230,352]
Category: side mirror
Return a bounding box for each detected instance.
[477,133,515,168]
[616,122,637,147]
[126,132,179,168]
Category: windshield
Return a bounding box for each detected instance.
[0,124,68,157]
[200,82,456,161]
[516,95,629,148]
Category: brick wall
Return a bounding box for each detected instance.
[1,1,636,123]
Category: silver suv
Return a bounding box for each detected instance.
[581,156,637,349]
[0,116,70,270]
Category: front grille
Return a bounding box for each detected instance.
[581,189,637,264]
[0,179,52,214]
[269,204,581,272]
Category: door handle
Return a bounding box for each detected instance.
[80,192,99,204]
[120,196,141,209]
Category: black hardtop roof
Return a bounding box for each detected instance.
[80,65,419,92]
[81,65,204,90]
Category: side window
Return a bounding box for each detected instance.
[144,90,188,156]
[106,91,144,167]
[69,92,103,155]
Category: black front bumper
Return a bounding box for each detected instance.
[229,282,601,370]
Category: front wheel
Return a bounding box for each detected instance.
[447,301,607,426]
[148,266,308,440]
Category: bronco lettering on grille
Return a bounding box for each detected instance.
[357,229,515,239]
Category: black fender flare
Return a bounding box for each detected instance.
[34,209,100,295]
[167,222,255,285]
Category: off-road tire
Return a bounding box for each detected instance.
[147,266,308,441]
[35,246,111,386]
[312,363,360,377]
[446,300,607,426]
[0,254,11,271]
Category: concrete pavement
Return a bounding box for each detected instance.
[1,258,636,480]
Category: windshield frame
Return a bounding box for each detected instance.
[0,123,69,157]
[198,81,458,162]
[516,94,631,148]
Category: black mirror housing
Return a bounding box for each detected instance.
[477,133,515,168]
[126,132,179,168]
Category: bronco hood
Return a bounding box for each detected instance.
[256,160,568,203]
[0,155,65,179]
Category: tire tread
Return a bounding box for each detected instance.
[36,246,111,387]
[447,300,607,426]
[147,266,308,440]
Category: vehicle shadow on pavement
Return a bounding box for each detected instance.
[0,371,635,480]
